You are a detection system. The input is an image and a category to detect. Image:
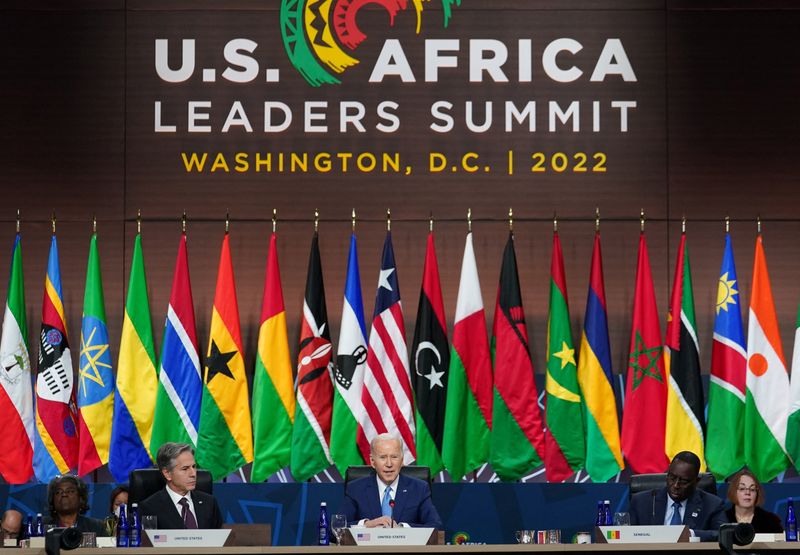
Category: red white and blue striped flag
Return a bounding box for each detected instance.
[358,232,416,463]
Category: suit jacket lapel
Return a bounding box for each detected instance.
[683,491,704,529]
[391,475,410,519]
[366,479,382,519]
[191,492,206,528]
[654,489,668,525]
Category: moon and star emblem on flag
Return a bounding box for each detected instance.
[629,331,663,390]
[414,341,445,389]
[205,339,236,382]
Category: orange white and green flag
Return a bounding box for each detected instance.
[745,233,791,482]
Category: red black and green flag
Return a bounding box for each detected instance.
[490,233,545,481]
[411,231,449,475]
[290,231,334,482]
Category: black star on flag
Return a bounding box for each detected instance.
[205,339,236,383]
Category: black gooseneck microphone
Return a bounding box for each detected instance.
[389,499,396,528]
[651,490,657,523]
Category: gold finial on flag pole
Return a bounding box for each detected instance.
[92,215,97,235]
[553,212,558,233]
[467,208,472,232]
[137,209,141,234]
[757,215,761,234]
[182,211,187,234]
[52,211,56,235]
[508,208,513,232]
[314,209,319,233]
[225,212,230,234]
[725,215,730,234]
[272,209,277,233]
[595,207,600,233]
[352,209,356,232]
[429,212,433,233]
[387,208,391,232]
[682,215,686,234]
[640,208,645,232]
[16,210,20,234]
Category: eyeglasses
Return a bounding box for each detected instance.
[666,473,695,486]
[737,486,757,494]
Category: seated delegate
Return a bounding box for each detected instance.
[46,475,107,536]
[139,442,223,529]
[341,433,442,529]
[725,468,782,533]
[629,451,726,541]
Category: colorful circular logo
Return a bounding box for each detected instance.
[451,532,470,545]
[46,329,63,346]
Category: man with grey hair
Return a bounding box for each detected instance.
[139,442,223,529]
[341,433,442,529]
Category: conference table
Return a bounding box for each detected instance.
[3,544,798,554]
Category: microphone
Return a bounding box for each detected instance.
[651,490,657,523]
[389,499,395,528]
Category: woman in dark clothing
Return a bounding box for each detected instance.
[46,475,108,536]
[725,469,783,534]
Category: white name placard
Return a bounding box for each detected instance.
[597,525,688,543]
[349,526,434,546]
[145,528,231,547]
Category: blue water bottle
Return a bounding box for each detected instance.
[116,503,129,547]
[595,501,604,526]
[604,500,613,526]
[129,503,141,547]
[25,515,33,538]
[318,502,329,546]
[35,513,44,537]
[786,498,798,541]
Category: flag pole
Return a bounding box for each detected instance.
[314,208,319,233]
[467,208,472,233]
[508,207,513,233]
[553,211,558,233]
[272,208,277,233]
[639,208,645,233]
[52,211,56,235]
[182,211,187,234]
[137,209,141,235]
[387,208,391,232]
[351,208,356,232]
[682,215,686,234]
[757,215,761,234]
[225,212,230,234]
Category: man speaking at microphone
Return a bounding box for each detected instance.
[342,433,442,529]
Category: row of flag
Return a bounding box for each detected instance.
[0,220,797,485]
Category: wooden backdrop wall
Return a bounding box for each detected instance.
[1,1,799,427]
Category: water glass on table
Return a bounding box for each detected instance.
[141,515,158,530]
[331,514,347,545]
[613,512,630,526]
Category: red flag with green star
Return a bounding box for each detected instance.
[621,232,669,474]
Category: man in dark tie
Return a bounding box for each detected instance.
[629,451,726,541]
[139,442,223,529]
[341,433,442,529]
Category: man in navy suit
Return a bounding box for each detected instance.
[139,443,223,529]
[342,433,442,529]
[629,451,726,541]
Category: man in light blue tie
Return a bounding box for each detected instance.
[629,451,727,541]
[341,433,443,529]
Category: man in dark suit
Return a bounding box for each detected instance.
[630,451,726,541]
[342,433,442,529]
[139,443,223,529]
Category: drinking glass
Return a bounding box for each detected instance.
[80,532,97,548]
[547,529,561,544]
[613,512,631,526]
[141,515,158,530]
[331,514,347,545]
